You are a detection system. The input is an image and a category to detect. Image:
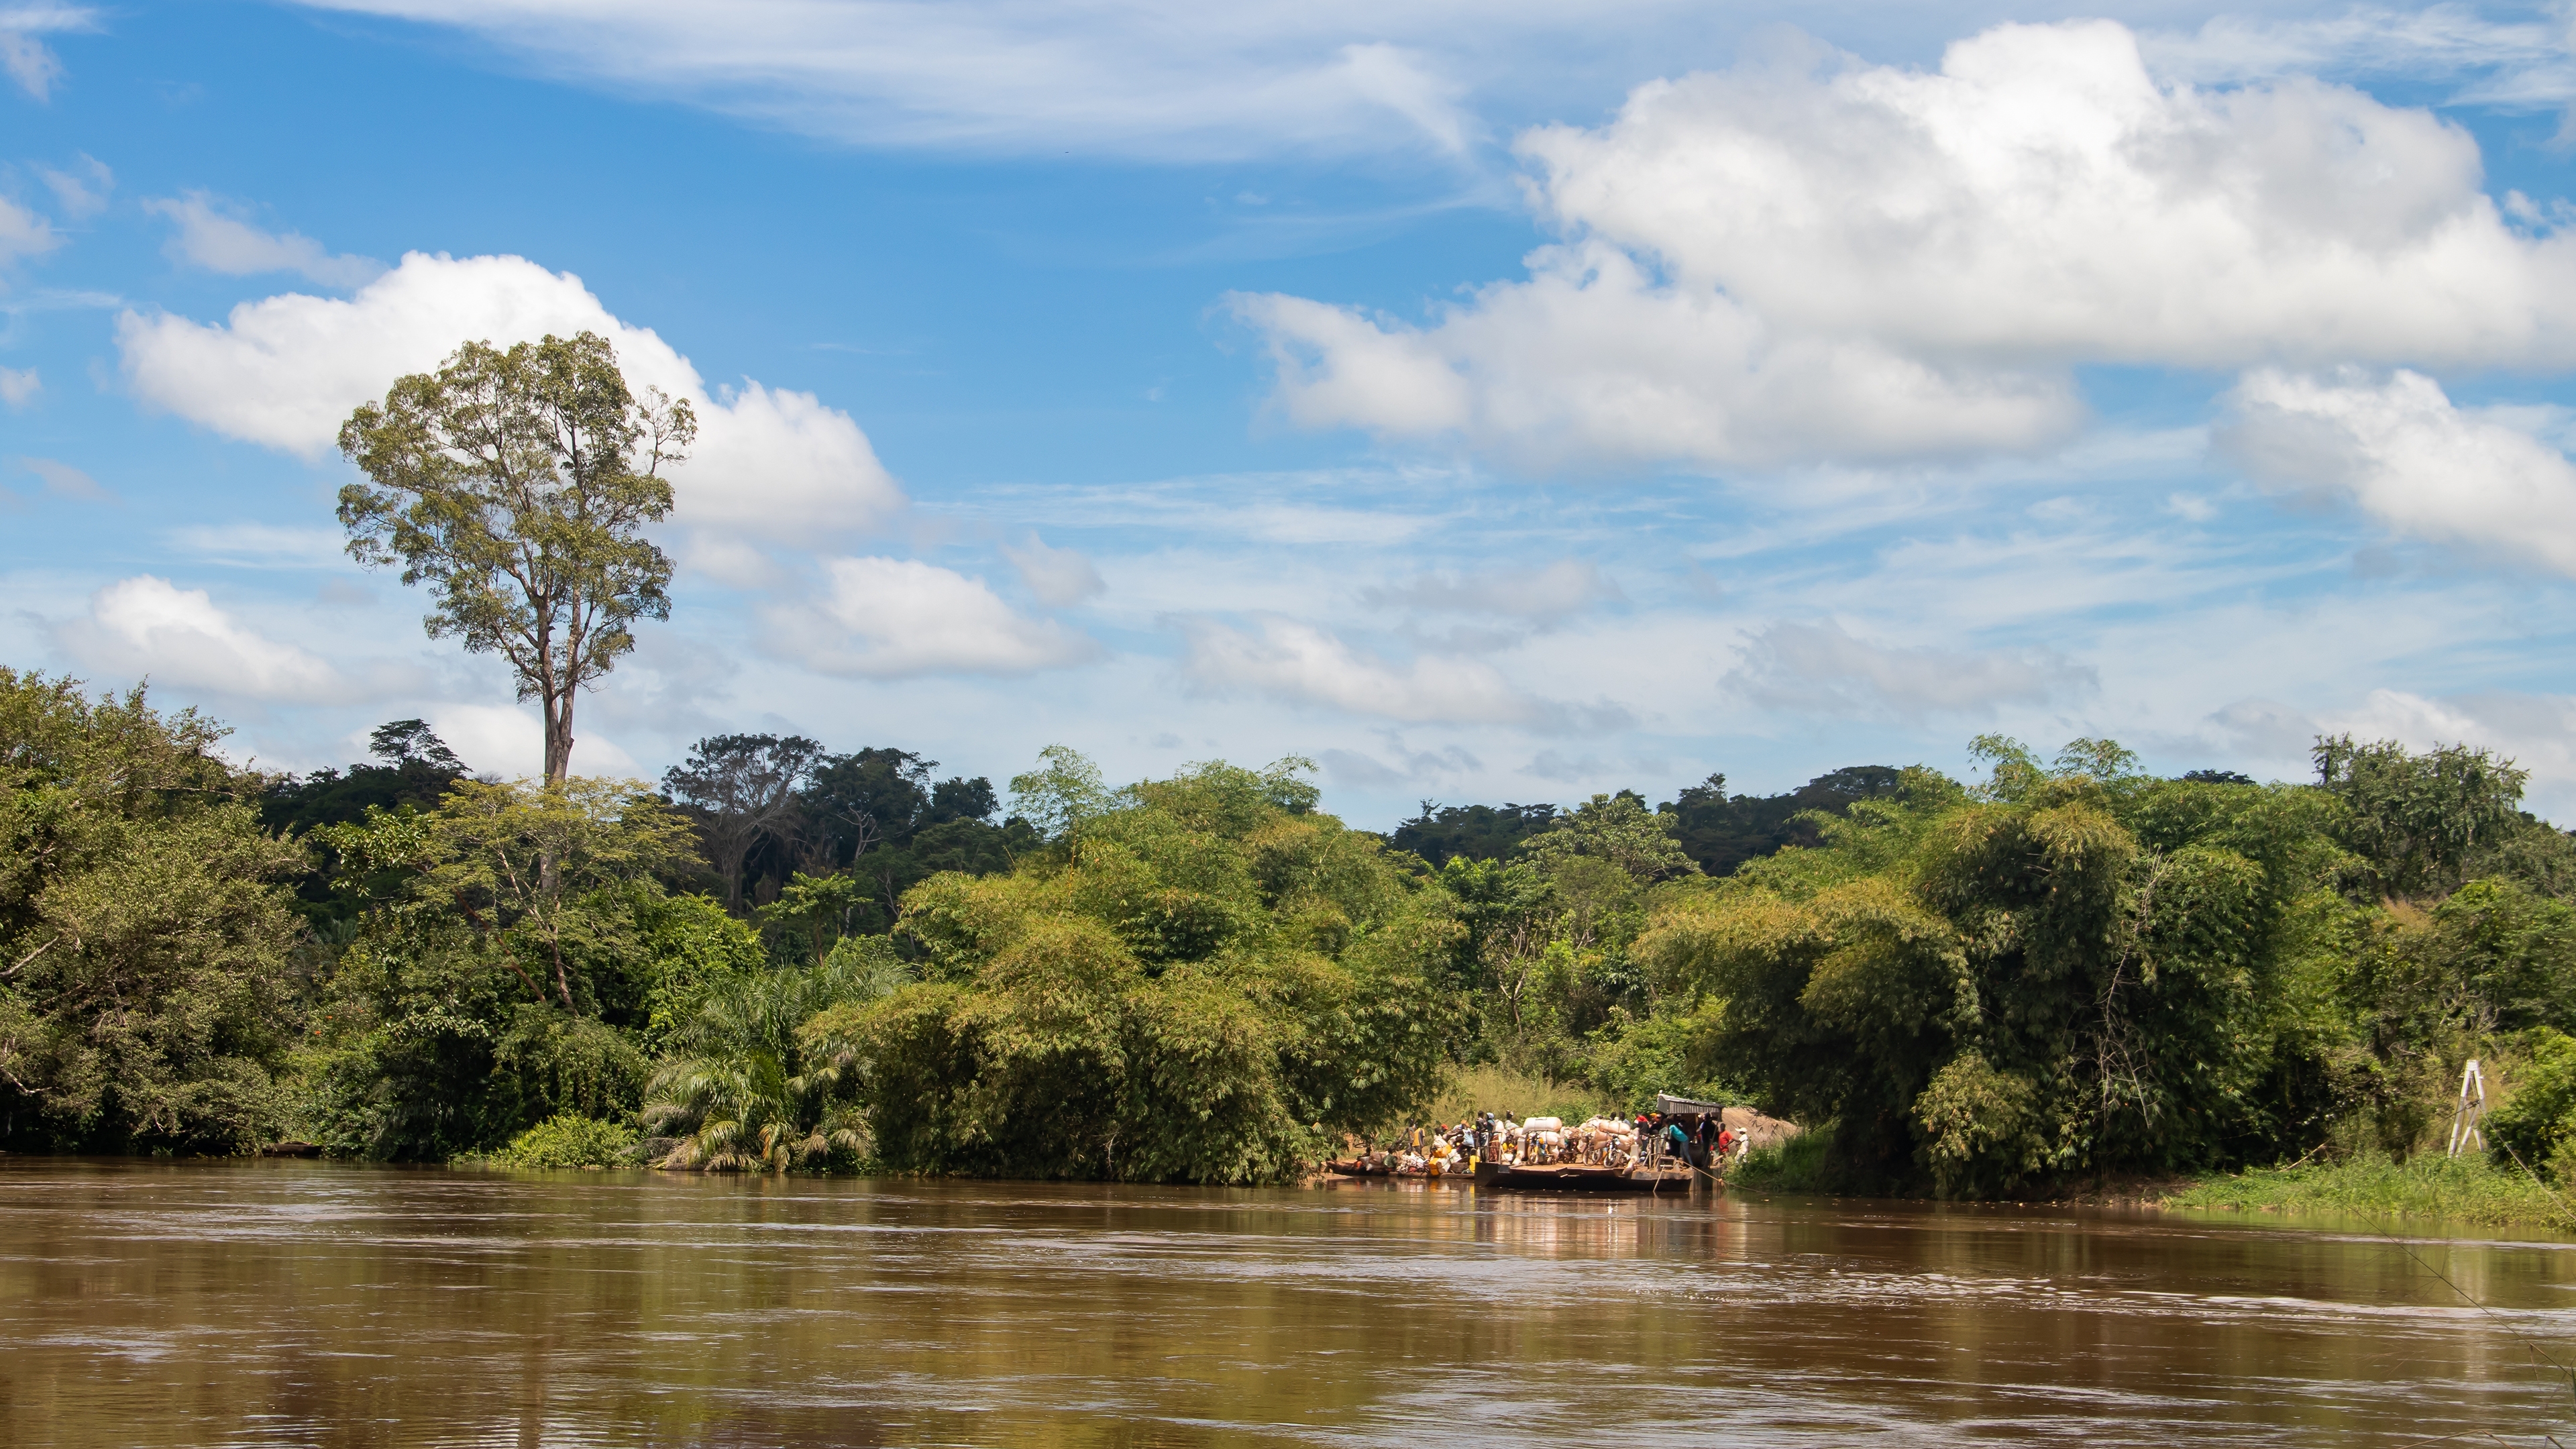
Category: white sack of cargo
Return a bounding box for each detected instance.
[1521,1117,1562,1133]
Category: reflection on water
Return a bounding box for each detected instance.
[3,1160,2573,1446]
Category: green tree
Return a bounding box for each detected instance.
[2312,734,2557,900]
[662,733,826,911]
[1657,767,1902,877]
[1636,751,2351,1195]
[299,777,714,1160]
[1007,745,1118,841]
[337,331,695,784]
[260,719,470,931]
[816,756,1459,1183]
[761,871,865,963]
[327,777,700,1011]
[1521,790,1700,884]
[0,672,308,1153]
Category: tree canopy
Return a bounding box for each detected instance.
[810,755,1456,1183]
[0,671,307,1153]
[17,667,2576,1200]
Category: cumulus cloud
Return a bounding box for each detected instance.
[1182,614,1628,730]
[1727,619,2094,721]
[55,576,344,702]
[2218,368,2576,577]
[1232,258,2078,469]
[1363,559,1621,623]
[142,192,386,288]
[1242,19,2576,469]
[113,251,907,547]
[417,702,634,778]
[0,5,93,102]
[778,556,1099,677]
[1002,533,1105,606]
[0,366,35,405]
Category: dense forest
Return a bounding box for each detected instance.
[8,665,2576,1197]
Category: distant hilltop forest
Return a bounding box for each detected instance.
[1392,766,1911,876]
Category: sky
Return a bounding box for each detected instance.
[6,1,2576,827]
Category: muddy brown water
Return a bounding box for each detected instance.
[4,1159,2575,1446]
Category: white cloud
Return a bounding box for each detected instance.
[2142,6,2564,92]
[16,456,109,501]
[0,366,35,405]
[1181,614,1628,729]
[37,153,110,219]
[420,702,635,779]
[686,377,904,543]
[142,191,386,288]
[1362,558,1620,623]
[0,5,93,103]
[2204,686,2576,803]
[54,576,344,702]
[1726,619,2094,721]
[0,195,60,268]
[2204,696,2322,763]
[274,0,1641,161]
[1519,21,2569,368]
[1002,533,1106,606]
[1320,741,1482,789]
[1243,19,2576,470]
[113,251,907,547]
[1232,258,2080,469]
[2218,367,2576,577]
[778,556,1100,678]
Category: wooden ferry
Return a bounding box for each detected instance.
[1471,1161,1700,1193]
[1319,1159,1700,1191]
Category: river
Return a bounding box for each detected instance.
[3,1158,2572,1445]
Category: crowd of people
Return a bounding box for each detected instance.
[1346,1110,1756,1178]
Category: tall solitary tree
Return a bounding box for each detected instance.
[338,331,694,785]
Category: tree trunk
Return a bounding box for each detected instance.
[540,687,572,912]
[543,690,576,786]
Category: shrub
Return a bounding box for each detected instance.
[487,1112,639,1169]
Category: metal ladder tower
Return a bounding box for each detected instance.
[2447,1059,2488,1159]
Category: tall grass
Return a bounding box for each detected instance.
[1731,1129,1834,1192]
[2165,1153,2575,1230]
[1412,1063,1612,1129]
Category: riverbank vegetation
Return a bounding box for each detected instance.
[2165,1153,2571,1228]
[10,662,2576,1203]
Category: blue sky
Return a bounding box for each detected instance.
[7,1,2576,826]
